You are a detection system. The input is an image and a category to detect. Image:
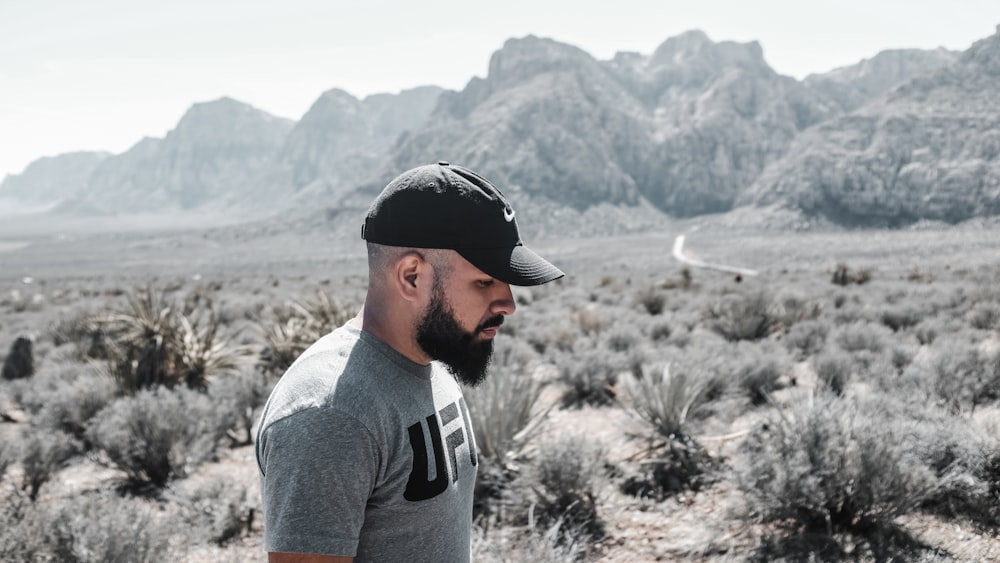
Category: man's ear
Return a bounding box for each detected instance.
[395,252,426,302]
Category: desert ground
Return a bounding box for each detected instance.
[1,216,999,562]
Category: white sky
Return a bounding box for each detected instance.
[2,0,998,180]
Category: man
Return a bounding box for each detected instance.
[256,162,564,562]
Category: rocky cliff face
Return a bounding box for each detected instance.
[625,30,837,215]
[375,31,836,217]
[64,98,294,214]
[267,85,443,206]
[805,48,959,112]
[381,36,650,209]
[0,151,109,204]
[9,28,999,230]
[741,28,1000,226]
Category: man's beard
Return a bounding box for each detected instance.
[415,287,503,387]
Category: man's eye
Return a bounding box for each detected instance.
[477,280,494,288]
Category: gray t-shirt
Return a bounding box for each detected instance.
[256,322,478,562]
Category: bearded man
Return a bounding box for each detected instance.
[256,162,564,562]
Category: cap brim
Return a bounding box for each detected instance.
[457,245,565,286]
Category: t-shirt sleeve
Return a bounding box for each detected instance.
[259,407,380,557]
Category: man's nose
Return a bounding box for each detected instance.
[490,282,516,316]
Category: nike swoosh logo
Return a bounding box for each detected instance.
[503,207,515,222]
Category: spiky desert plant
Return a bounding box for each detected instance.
[96,286,178,391]
[464,340,550,520]
[618,363,714,498]
[94,286,249,392]
[259,290,355,375]
[174,310,252,390]
[619,363,705,441]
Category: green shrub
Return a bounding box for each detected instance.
[731,342,791,405]
[556,343,628,407]
[176,477,253,546]
[811,350,853,395]
[86,387,225,489]
[19,365,115,446]
[921,341,1000,414]
[735,394,936,535]
[51,492,175,562]
[783,318,830,360]
[704,291,782,342]
[0,486,54,560]
[21,429,80,500]
[209,367,273,446]
[523,434,605,542]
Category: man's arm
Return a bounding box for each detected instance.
[269,552,353,563]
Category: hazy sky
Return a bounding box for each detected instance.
[2,0,998,180]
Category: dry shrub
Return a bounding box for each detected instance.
[520,434,605,543]
[20,429,80,500]
[51,492,175,562]
[86,387,226,489]
[735,393,937,536]
[472,520,587,562]
[704,291,782,342]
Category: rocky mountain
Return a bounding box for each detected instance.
[373,32,838,218]
[805,48,959,112]
[61,98,295,214]
[256,85,443,207]
[741,26,1000,226]
[0,151,109,204]
[8,28,999,231]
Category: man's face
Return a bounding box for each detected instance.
[415,255,516,386]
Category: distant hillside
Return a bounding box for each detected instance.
[741,26,1000,226]
[60,98,295,214]
[0,151,109,204]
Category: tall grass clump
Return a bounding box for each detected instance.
[735,393,936,536]
[618,363,714,499]
[86,387,227,489]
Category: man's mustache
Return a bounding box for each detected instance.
[476,315,504,332]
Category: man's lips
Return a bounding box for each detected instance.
[476,315,504,338]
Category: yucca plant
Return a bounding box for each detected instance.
[463,340,550,521]
[93,286,250,392]
[174,310,252,390]
[259,290,355,375]
[618,363,714,499]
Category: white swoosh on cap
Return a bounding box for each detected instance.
[503,208,515,222]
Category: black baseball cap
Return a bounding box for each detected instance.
[362,162,564,286]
